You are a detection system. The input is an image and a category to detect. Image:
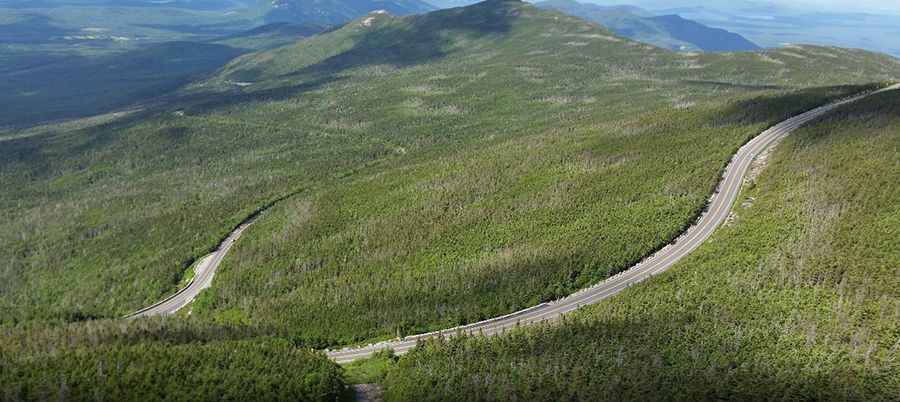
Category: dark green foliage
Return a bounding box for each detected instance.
[381,91,900,401]
[0,319,347,401]
[0,4,324,128]
[213,22,328,50]
[0,42,245,127]
[2,0,898,345]
[1,340,345,401]
[1,2,899,399]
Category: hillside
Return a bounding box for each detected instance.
[0,41,245,128]
[0,323,347,401]
[3,0,899,336]
[383,88,900,401]
[0,0,424,127]
[535,0,759,52]
[0,21,329,128]
[262,0,435,25]
[647,14,760,52]
[2,0,900,399]
[213,22,327,50]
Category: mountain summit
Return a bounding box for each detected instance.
[264,0,436,25]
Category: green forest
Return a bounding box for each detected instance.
[0,319,347,401]
[2,1,899,400]
[381,90,900,401]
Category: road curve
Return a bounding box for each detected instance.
[326,84,900,364]
[125,219,255,318]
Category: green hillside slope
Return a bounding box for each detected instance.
[1,0,898,349]
[383,89,900,401]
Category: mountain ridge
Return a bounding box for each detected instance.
[535,0,759,52]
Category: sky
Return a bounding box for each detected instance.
[791,0,900,13]
[588,0,900,14]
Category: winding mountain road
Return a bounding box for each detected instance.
[125,220,255,319]
[326,84,900,363]
[126,84,898,362]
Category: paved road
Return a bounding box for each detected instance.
[125,219,255,318]
[326,84,900,363]
[125,85,897,357]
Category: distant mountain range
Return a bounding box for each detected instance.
[263,0,435,25]
[660,6,900,57]
[543,0,900,57]
[535,0,759,52]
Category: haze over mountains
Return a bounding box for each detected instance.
[580,0,900,56]
[535,0,760,52]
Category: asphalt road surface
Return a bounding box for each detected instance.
[326,84,900,363]
[125,85,898,360]
[125,219,255,318]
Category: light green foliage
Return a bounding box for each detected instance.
[382,90,900,401]
[344,350,400,384]
[2,1,900,398]
[1,0,897,342]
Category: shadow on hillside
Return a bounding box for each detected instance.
[0,41,246,128]
[0,75,341,179]
[280,0,518,81]
[401,310,892,401]
[705,84,872,128]
[680,80,786,91]
[0,14,73,44]
[186,76,345,115]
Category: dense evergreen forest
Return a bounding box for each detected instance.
[2,1,899,400]
[382,90,900,401]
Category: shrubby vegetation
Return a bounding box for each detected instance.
[0,319,347,401]
[382,90,900,401]
[2,1,899,399]
[2,0,898,344]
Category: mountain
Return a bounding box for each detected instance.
[536,0,759,52]
[662,6,900,57]
[421,0,478,8]
[384,87,900,401]
[647,14,760,52]
[3,0,900,399]
[262,0,436,25]
[213,21,327,49]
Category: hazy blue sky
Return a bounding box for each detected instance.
[793,0,900,13]
[588,0,900,14]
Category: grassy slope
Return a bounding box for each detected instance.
[1,0,898,345]
[383,90,900,401]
